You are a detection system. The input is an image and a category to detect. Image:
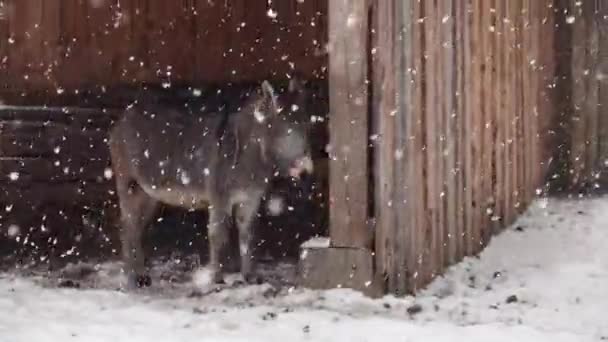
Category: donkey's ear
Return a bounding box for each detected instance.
[254,80,279,123]
[261,80,277,100]
[288,75,306,93]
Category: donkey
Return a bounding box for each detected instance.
[108,78,314,289]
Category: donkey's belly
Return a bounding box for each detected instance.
[140,184,210,209]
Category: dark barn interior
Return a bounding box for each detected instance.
[0,0,330,272]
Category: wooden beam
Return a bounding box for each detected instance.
[297,0,375,296]
[328,0,371,248]
[297,244,381,297]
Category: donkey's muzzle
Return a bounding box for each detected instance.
[289,155,314,180]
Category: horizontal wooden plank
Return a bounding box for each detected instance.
[0,120,111,157]
[0,182,115,207]
[0,156,111,183]
[0,106,119,123]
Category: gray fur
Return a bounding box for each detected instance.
[108,78,314,289]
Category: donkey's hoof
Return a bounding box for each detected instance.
[126,274,152,289]
[136,274,152,288]
[244,273,263,285]
[211,271,226,285]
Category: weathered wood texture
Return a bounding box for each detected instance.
[298,246,379,296]
[0,0,327,103]
[0,107,120,263]
[372,0,556,295]
[327,0,371,248]
[557,0,608,190]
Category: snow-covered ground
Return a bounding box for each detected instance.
[1,196,607,342]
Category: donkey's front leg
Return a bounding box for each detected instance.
[207,206,231,284]
[234,193,262,283]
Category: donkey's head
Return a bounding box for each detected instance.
[252,76,314,181]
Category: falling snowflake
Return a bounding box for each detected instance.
[7,224,20,238]
[180,171,191,185]
[103,168,113,180]
[266,196,285,216]
[267,8,278,19]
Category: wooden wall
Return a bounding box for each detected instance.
[372,0,556,295]
[0,0,327,102]
[0,106,120,263]
[557,0,608,190]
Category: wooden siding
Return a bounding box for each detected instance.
[0,0,327,101]
[372,0,556,295]
[558,0,608,190]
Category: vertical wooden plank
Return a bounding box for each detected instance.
[454,0,466,261]
[57,0,89,88]
[130,0,152,83]
[194,0,228,83]
[372,0,397,295]
[435,0,446,271]
[328,0,370,248]
[393,0,412,295]
[494,0,506,234]
[434,0,444,272]
[8,0,43,90]
[519,0,538,204]
[444,0,458,266]
[585,1,599,182]
[482,0,495,244]
[463,0,474,256]
[514,0,525,216]
[504,0,515,224]
[86,0,120,87]
[0,1,9,96]
[598,4,608,173]
[519,0,528,211]
[409,0,425,292]
[569,0,587,187]
[538,1,549,185]
[471,0,483,253]
[529,0,540,201]
[40,0,61,90]
[423,0,437,280]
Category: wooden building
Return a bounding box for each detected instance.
[553,0,608,192]
[0,0,598,297]
[299,0,558,296]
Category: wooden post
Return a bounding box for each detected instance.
[297,0,380,296]
[327,0,371,249]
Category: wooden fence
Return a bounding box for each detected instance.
[557,0,608,190]
[0,0,327,102]
[371,0,556,295]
